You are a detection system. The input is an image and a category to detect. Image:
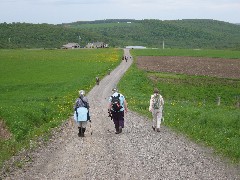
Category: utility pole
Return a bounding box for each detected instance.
[78,36,81,47]
[162,37,165,49]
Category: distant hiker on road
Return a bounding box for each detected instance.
[149,88,164,132]
[108,88,128,134]
[96,76,100,85]
[74,90,90,137]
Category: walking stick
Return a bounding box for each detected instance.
[90,122,93,135]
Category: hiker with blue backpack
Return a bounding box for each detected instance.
[74,90,90,137]
[149,88,164,132]
[108,88,128,134]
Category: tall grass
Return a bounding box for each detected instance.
[0,48,122,167]
[118,49,240,163]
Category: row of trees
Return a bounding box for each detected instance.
[71,19,240,49]
[1,19,240,49]
[0,23,99,49]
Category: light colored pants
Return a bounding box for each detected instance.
[77,121,87,128]
[152,108,163,129]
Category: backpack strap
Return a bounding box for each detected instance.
[79,96,89,109]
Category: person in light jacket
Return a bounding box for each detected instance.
[74,90,90,137]
[149,88,164,132]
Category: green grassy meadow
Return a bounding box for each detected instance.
[118,49,240,163]
[0,48,122,167]
[133,48,240,59]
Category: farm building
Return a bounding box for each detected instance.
[86,42,108,48]
[125,46,146,49]
[62,43,80,49]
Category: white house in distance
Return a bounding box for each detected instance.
[125,46,146,49]
[86,42,108,48]
[62,43,80,49]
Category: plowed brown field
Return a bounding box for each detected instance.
[137,56,240,79]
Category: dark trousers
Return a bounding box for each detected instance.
[111,111,124,131]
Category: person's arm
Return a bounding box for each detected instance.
[149,95,153,112]
[108,96,112,111]
[74,98,79,110]
[108,102,112,110]
[160,95,164,106]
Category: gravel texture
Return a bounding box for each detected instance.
[1,49,239,180]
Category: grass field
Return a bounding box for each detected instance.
[118,48,240,163]
[132,48,240,59]
[0,48,122,167]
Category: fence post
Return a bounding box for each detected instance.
[217,96,221,106]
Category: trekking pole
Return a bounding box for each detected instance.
[90,122,93,135]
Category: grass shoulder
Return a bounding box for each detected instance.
[118,48,240,163]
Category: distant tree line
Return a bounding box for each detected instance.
[0,22,100,49]
[1,19,240,49]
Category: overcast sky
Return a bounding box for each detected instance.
[0,0,239,24]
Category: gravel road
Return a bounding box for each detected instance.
[1,49,239,180]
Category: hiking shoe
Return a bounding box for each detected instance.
[152,126,155,131]
[157,128,160,132]
[119,126,122,133]
[115,131,120,134]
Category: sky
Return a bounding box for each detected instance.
[0,0,239,24]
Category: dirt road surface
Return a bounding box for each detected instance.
[1,49,239,180]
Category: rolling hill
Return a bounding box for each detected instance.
[1,19,240,49]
